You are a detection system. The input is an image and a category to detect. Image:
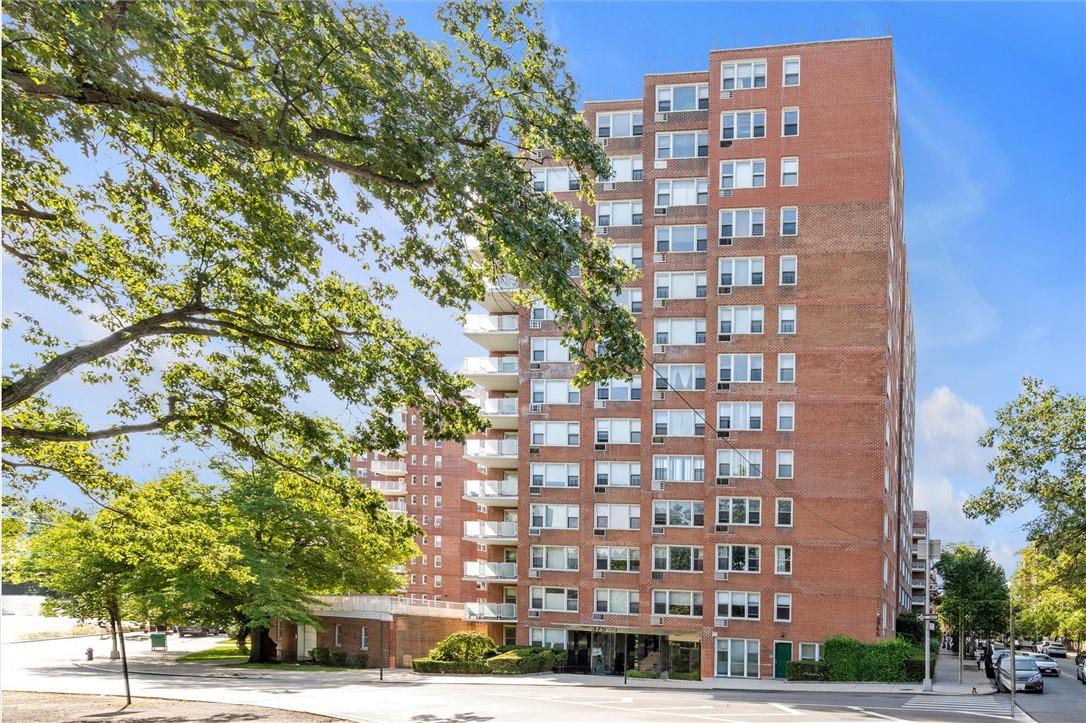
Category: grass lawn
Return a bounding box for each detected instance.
[178,639,249,662]
[226,662,355,672]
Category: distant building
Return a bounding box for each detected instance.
[910,510,940,614]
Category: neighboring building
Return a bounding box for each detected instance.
[459,36,915,680]
[910,510,940,614]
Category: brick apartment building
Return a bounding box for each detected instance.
[910,510,940,615]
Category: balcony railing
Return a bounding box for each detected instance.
[912,595,926,606]
[464,520,518,541]
[463,356,518,375]
[464,314,518,334]
[465,439,518,458]
[464,561,518,581]
[370,479,407,495]
[478,397,518,416]
[465,602,517,621]
[371,460,407,476]
[386,500,407,515]
[464,479,519,500]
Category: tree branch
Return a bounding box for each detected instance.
[1,457,129,516]
[3,203,59,222]
[2,416,179,442]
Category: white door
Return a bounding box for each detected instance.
[297,624,318,660]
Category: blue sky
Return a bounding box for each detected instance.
[5,2,1084,572]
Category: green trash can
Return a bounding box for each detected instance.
[150,632,167,651]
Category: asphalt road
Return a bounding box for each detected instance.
[1,635,1035,723]
[1007,654,1083,723]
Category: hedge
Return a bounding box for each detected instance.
[428,632,497,662]
[785,660,827,681]
[625,669,660,679]
[411,658,490,674]
[485,646,565,674]
[823,635,922,682]
[669,670,701,681]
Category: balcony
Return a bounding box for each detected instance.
[370,479,407,495]
[463,478,519,506]
[386,500,407,515]
[911,578,927,589]
[475,396,518,430]
[912,561,928,571]
[462,356,519,391]
[464,561,518,582]
[464,314,519,352]
[480,276,519,313]
[464,438,519,469]
[465,602,517,622]
[912,595,927,606]
[463,520,518,544]
[371,459,407,477]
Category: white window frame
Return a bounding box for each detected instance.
[530,421,580,447]
[779,256,797,286]
[715,637,760,678]
[717,353,764,384]
[530,379,580,405]
[532,167,580,193]
[529,627,568,649]
[652,454,705,483]
[718,305,764,335]
[718,257,765,287]
[596,200,643,228]
[716,496,762,526]
[652,589,704,617]
[720,110,767,140]
[780,206,798,236]
[655,271,708,300]
[721,59,767,90]
[655,178,709,207]
[777,402,795,432]
[776,450,794,480]
[529,586,578,613]
[653,364,706,392]
[599,155,644,183]
[716,401,763,431]
[616,288,642,314]
[780,157,799,187]
[595,377,641,402]
[530,545,580,571]
[655,131,710,159]
[529,503,579,530]
[778,305,797,335]
[781,108,799,137]
[594,460,641,488]
[595,418,641,444]
[652,500,705,528]
[652,409,706,438]
[596,111,643,139]
[594,588,640,615]
[715,591,761,620]
[775,498,793,527]
[778,353,796,383]
[718,208,765,239]
[655,225,708,253]
[716,449,762,479]
[529,462,579,488]
[782,57,801,87]
[653,317,707,346]
[652,545,705,573]
[594,546,641,573]
[775,546,793,575]
[799,642,822,661]
[720,159,766,190]
[774,593,793,622]
[656,83,709,112]
[612,243,643,270]
[530,337,570,363]
[715,543,761,573]
[593,503,641,531]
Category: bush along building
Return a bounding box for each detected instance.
[457,36,916,681]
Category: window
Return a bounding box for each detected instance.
[718,257,764,287]
[716,544,761,573]
[778,353,796,382]
[721,110,766,140]
[720,159,766,189]
[596,111,643,139]
[656,179,709,207]
[530,421,579,446]
[612,243,643,270]
[776,546,793,575]
[657,83,709,112]
[654,317,707,346]
[775,593,793,622]
[529,462,579,488]
[530,300,557,321]
[595,418,641,444]
[776,450,794,479]
[434,535,442,548]
[652,500,705,527]
[595,377,641,402]
[435,495,442,508]
[716,496,762,526]
[715,638,760,678]
[434,575,442,588]
[721,60,767,90]
[656,131,709,159]
[775,498,793,527]
[529,503,579,529]
[654,364,706,391]
[652,589,703,617]
[529,586,578,612]
[594,503,641,530]
[616,288,642,314]
[653,545,705,572]
[434,554,442,567]
[531,167,579,193]
[434,456,442,469]
[718,354,763,383]
[529,627,568,649]
[778,305,796,334]
[782,57,800,86]
[530,545,579,571]
[595,588,640,615]
[716,591,760,620]
[719,208,765,239]
[782,108,799,137]
[596,200,642,227]
[531,379,580,405]
[656,225,708,252]
[717,401,763,431]
[594,461,641,487]
[334,623,341,647]
[780,207,798,236]
[595,546,641,572]
[799,643,822,661]
[718,305,764,335]
[780,157,799,187]
[653,454,705,483]
[779,256,797,286]
[652,409,706,437]
[777,402,795,432]
[600,155,643,183]
[716,449,762,478]
[360,627,368,650]
[531,337,570,363]
[655,271,708,299]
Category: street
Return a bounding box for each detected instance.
[1008,655,1083,723]
[0,635,1041,723]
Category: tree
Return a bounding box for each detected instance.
[1013,543,1086,645]
[934,544,1009,649]
[2,0,641,503]
[963,377,1086,563]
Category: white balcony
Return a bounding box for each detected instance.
[386,500,407,515]
[371,459,407,477]
[462,356,519,391]
[465,602,517,622]
[481,276,520,313]
[464,438,519,469]
[463,478,519,506]
[475,396,518,430]
[463,520,518,544]
[370,479,407,495]
[465,235,483,260]
[464,561,518,582]
[464,314,519,352]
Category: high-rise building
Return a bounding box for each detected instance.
[455,35,915,680]
[910,510,940,615]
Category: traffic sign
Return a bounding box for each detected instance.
[919,614,937,621]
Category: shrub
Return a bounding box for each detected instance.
[904,655,936,682]
[428,632,497,662]
[862,638,913,682]
[625,669,660,679]
[895,612,923,645]
[822,635,923,682]
[348,651,369,668]
[669,670,701,681]
[309,647,331,666]
[411,657,489,674]
[484,646,564,674]
[329,649,349,667]
[785,660,827,681]
[824,636,864,681]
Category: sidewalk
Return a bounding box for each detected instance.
[934,646,997,694]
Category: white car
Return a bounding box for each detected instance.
[1043,643,1067,658]
[1026,653,1060,676]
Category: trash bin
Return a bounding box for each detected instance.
[150,632,167,651]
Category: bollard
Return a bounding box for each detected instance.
[86,647,94,661]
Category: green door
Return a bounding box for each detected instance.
[774,642,791,679]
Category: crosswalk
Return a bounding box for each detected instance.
[899,695,1014,719]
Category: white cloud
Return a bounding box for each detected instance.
[917,386,990,478]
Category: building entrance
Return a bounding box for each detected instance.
[567,631,698,678]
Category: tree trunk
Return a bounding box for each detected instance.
[248,625,278,663]
[110,606,131,706]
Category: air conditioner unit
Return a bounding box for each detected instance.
[718,237,733,247]
[720,90,734,100]
[651,390,666,401]
[529,446,541,454]
[718,333,731,342]
[653,299,667,308]
[593,570,606,579]
[529,361,542,370]
[600,138,609,147]
[593,528,606,536]
[529,485,542,495]
[652,344,666,354]
[651,616,664,626]
[528,320,543,329]
[717,430,730,439]
[603,182,616,191]
[653,160,667,170]
[528,403,543,413]
[720,140,733,149]
[653,253,666,263]
[594,443,607,452]
[654,112,668,123]
[715,618,730,628]
[718,286,732,295]
[715,524,730,533]
[528,569,541,578]
[720,189,733,197]
[717,382,730,391]
[593,400,608,409]
[529,149,544,161]
[595,225,609,235]
[528,527,542,536]
[528,610,541,618]
[651,436,665,445]
[592,613,605,622]
[594,485,607,494]
[651,526,665,535]
[653,206,668,216]
[716,477,730,486]
[651,480,665,491]
[651,571,665,580]
[714,571,730,581]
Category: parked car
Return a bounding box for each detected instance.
[997,656,1044,694]
[177,625,214,637]
[1042,643,1067,658]
[1076,658,1086,685]
[1076,649,1086,666]
[1015,639,1035,650]
[1025,653,1060,676]
[1035,641,1049,653]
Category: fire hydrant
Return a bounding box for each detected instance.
[85,647,94,661]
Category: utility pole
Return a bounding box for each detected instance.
[958,609,963,684]
[923,544,933,692]
[1009,597,1016,717]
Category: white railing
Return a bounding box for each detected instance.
[486,276,519,294]
[313,594,465,618]
[465,438,518,458]
[464,479,518,499]
[464,520,518,539]
[386,501,407,515]
[477,397,518,416]
[465,602,517,620]
[464,314,519,334]
[371,479,407,494]
[463,356,518,374]
[372,460,407,476]
[464,561,517,580]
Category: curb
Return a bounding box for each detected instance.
[5,634,104,645]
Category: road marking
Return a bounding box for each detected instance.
[847,705,908,722]
[769,702,803,716]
